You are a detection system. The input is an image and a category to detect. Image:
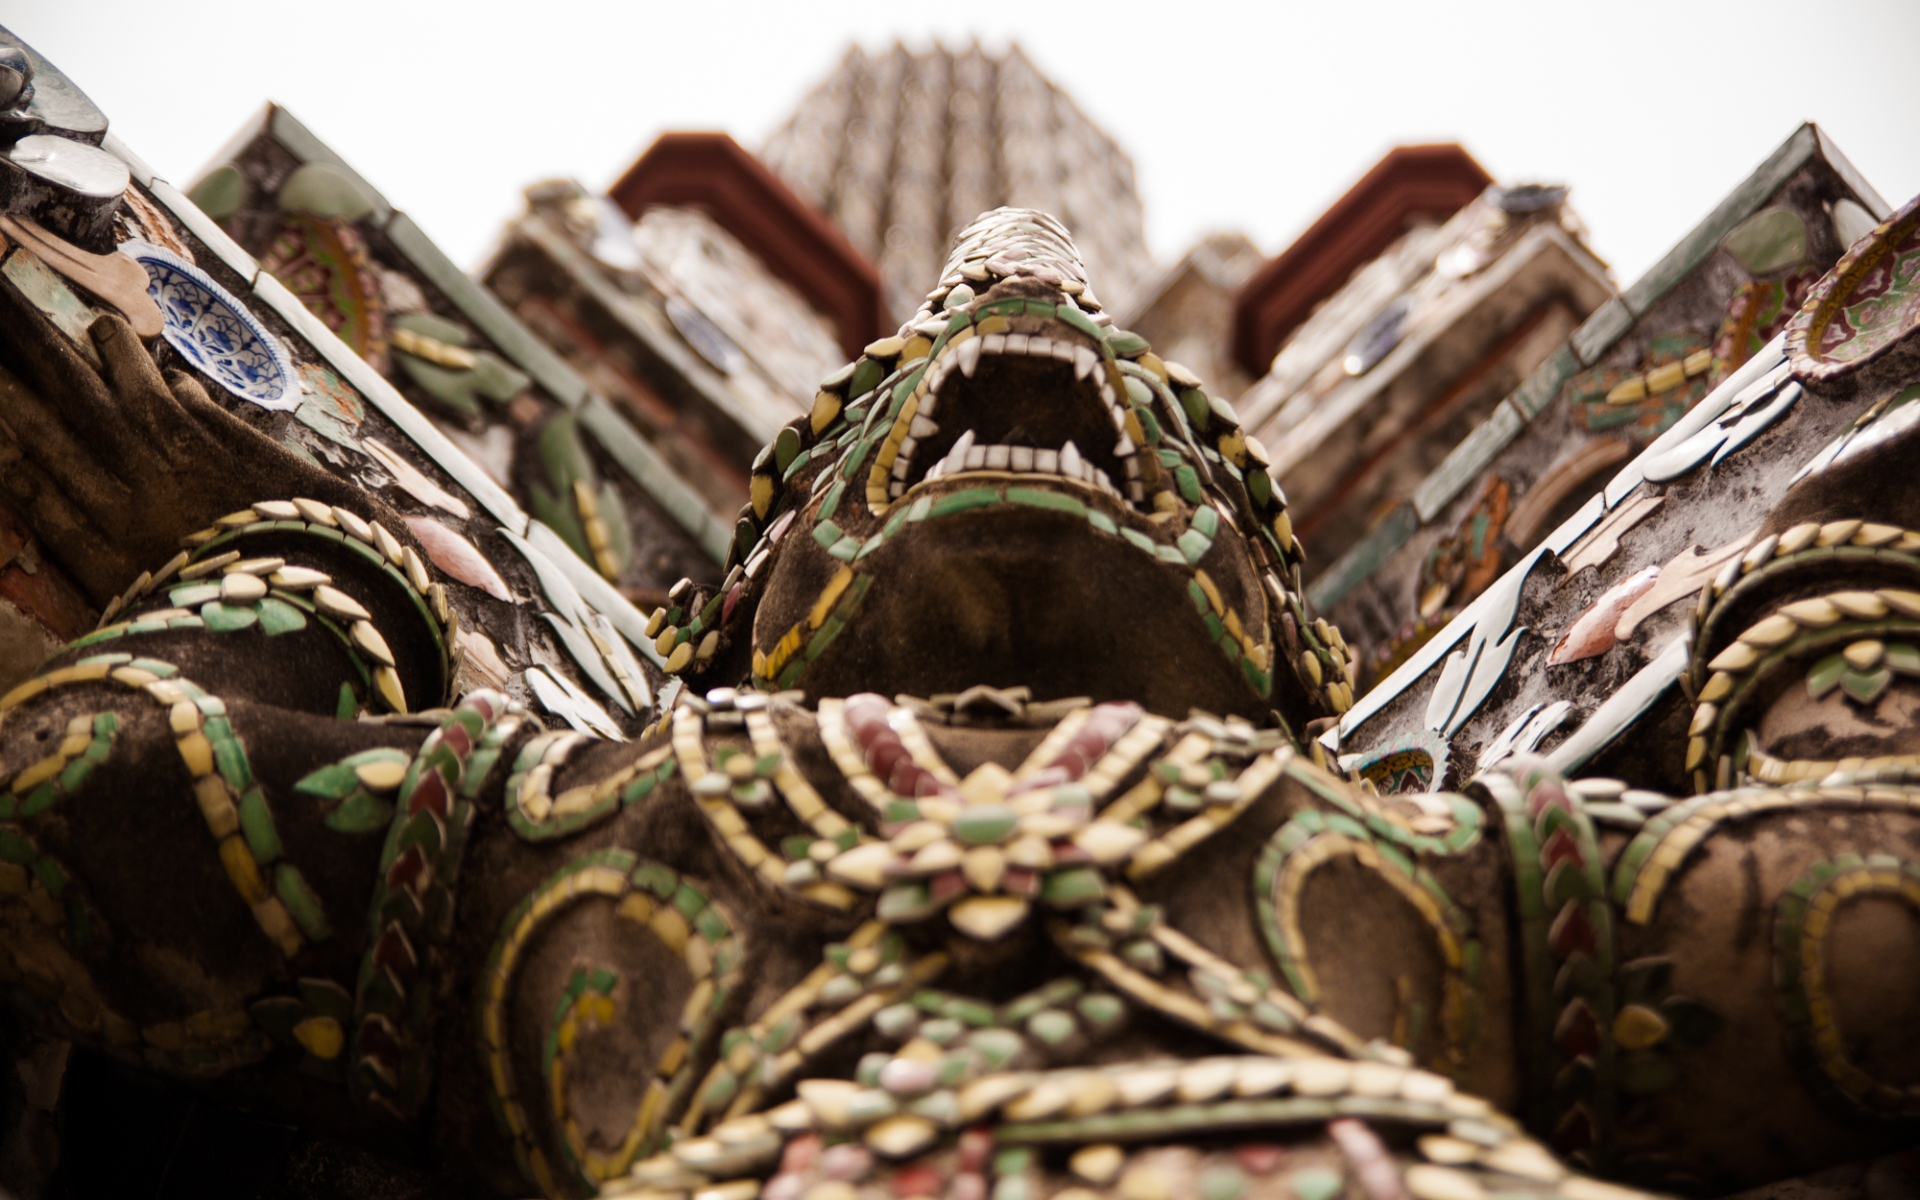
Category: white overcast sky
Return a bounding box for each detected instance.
[7,0,1918,292]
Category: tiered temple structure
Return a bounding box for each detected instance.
[1297,130,1888,694]
[760,43,1157,327]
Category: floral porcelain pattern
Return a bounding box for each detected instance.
[118,240,297,411]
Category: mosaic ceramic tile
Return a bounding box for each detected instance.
[1788,194,1920,381]
[119,240,295,410]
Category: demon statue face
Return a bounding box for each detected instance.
[647,209,1356,734]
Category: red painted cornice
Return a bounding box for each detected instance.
[608,132,886,361]
[1231,144,1493,376]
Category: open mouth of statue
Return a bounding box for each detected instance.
[876,323,1143,511]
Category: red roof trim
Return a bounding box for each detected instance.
[1231,144,1493,376]
[608,132,886,362]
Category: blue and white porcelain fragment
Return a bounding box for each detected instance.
[118,240,297,411]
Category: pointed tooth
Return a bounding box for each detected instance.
[926,459,946,481]
[985,444,1010,470]
[1074,347,1098,380]
[1114,434,1137,457]
[910,415,939,439]
[1109,403,1127,431]
[945,430,976,474]
[958,339,984,377]
[1060,441,1083,478]
[1095,468,1112,492]
[965,444,986,469]
[1035,449,1059,474]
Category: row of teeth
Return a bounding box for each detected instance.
[886,333,1145,503]
[905,430,1136,500]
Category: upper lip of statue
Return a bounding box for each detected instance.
[869,311,1144,515]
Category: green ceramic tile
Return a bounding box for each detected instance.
[200,602,258,632]
[273,862,332,940]
[1178,529,1212,564]
[929,488,1001,518]
[1005,488,1086,516]
[238,789,283,862]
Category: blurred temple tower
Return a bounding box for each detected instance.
[760,42,1156,328]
